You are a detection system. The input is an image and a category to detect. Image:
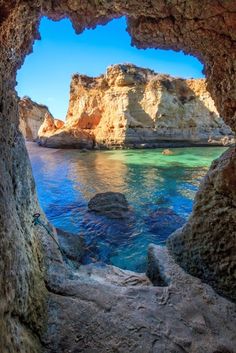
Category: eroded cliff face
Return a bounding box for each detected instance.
[63,64,234,148]
[1,1,236,353]
[19,97,64,141]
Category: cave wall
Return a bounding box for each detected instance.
[0,1,235,351]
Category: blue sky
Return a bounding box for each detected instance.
[16,17,204,120]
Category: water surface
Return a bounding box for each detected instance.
[27,143,226,272]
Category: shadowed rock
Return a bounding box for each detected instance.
[88,192,130,219]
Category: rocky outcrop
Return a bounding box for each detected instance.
[62,64,234,148]
[18,96,60,141]
[1,1,236,352]
[88,192,129,219]
[37,113,93,148]
[167,146,236,302]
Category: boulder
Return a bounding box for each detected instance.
[146,207,185,237]
[88,192,129,219]
[38,127,94,149]
[56,228,85,268]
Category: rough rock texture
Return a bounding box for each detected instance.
[37,112,93,148]
[88,192,129,218]
[64,64,234,148]
[18,96,60,141]
[42,240,236,353]
[1,1,236,352]
[168,146,236,301]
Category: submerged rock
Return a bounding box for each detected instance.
[88,192,129,219]
[146,207,185,236]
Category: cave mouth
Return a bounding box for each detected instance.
[1,3,236,352]
[16,16,230,273]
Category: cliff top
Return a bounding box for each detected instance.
[71,63,205,89]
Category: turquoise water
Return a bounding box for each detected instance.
[27,143,226,272]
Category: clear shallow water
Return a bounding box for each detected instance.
[27,143,226,272]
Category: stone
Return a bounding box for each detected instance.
[162,148,174,155]
[88,192,129,219]
[42,244,236,353]
[167,146,236,302]
[37,110,94,148]
[146,207,186,237]
[63,64,235,148]
[56,228,85,269]
[18,96,56,141]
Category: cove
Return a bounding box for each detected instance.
[28,143,226,272]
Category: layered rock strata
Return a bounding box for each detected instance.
[18,96,63,141]
[63,64,234,148]
[37,112,93,148]
[1,1,236,352]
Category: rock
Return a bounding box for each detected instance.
[167,146,236,302]
[64,64,235,148]
[36,111,94,148]
[56,228,85,268]
[19,64,235,149]
[18,96,56,141]
[44,244,236,353]
[162,148,174,155]
[88,192,129,219]
[38,127,94,149]
[146,207,185,237]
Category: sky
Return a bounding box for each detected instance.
[16,16,204,120]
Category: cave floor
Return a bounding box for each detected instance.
[41,234,236,353]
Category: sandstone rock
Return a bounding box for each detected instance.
[167,146,236,302]
[38,127,94,149]
[88,192,129,219]
[162,148,174,155]
[42,244,236,353]
[37,111,94,148]
[18,96,54,140]
[64,64,235,148]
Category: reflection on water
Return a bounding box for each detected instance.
[27,143,226,272]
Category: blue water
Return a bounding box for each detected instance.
[27,143,226,272]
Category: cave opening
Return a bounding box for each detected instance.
[15,15,231,273]
[1,3,236,352]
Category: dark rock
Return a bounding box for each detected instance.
[88,192,129,219]
[147,207,185,236]
[56,228,85,268]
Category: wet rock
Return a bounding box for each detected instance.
[88,192,129,219]
[56,228,85,268]
[146,207,185,236]
[162,148,174,155]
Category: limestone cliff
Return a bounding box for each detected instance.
[18,97,62,141]
[61,64,234,148]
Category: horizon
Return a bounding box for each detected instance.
[16,16,204,120]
